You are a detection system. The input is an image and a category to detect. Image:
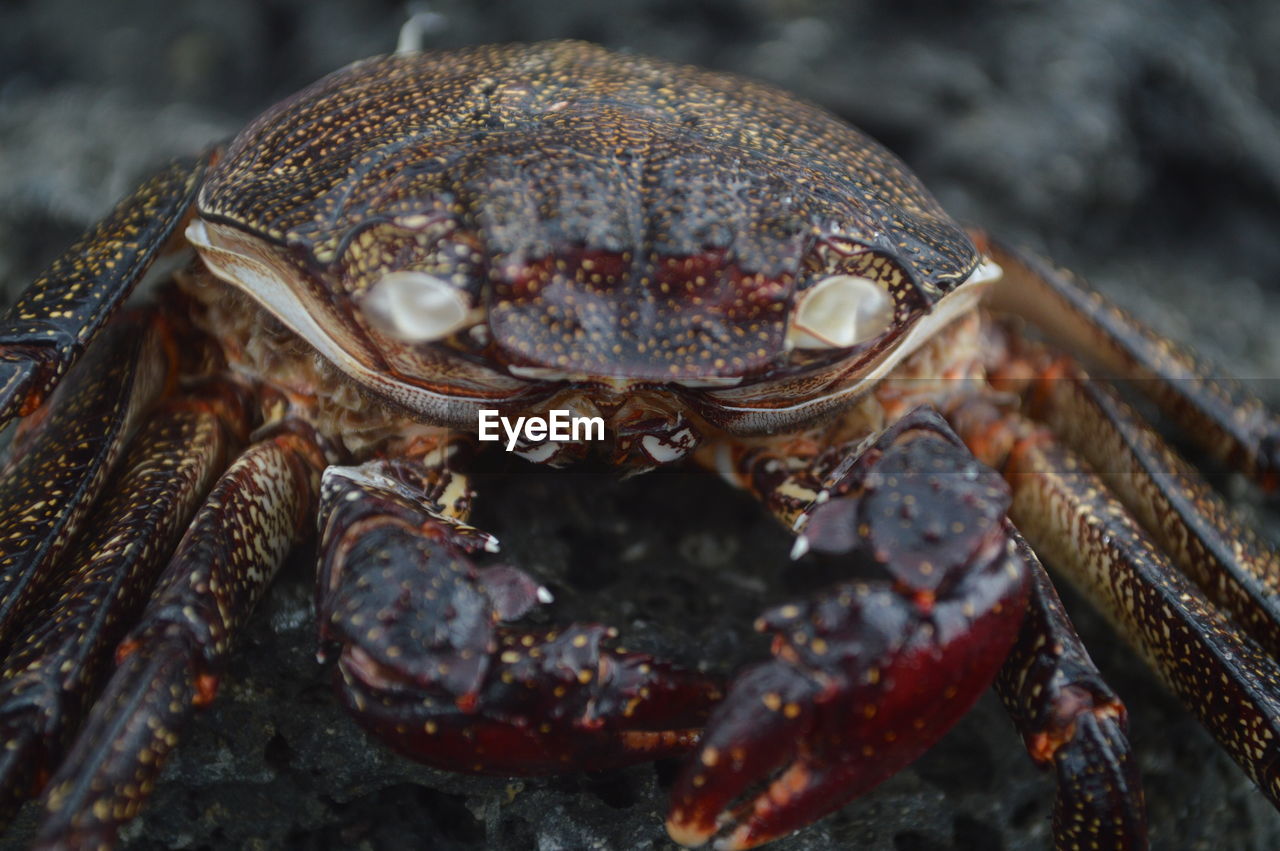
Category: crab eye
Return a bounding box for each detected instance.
[786,274,895,350]
[361,271,474,342]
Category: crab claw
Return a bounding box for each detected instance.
[667,412,1031,849]
[338,621,723,774]
[316,461,509,704]
[319,512,510,702]
[318,460,723,774]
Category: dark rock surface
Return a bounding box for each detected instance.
[3,1,1280,849]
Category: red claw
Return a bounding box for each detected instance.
[667,560,1027,848]
[668,412,1031,849]
[336,623,723,774]
[319,461,724,775]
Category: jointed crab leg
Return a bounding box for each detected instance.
[982,236,1280,485]
[0,155,208,431]
[0,382,247,823]
[983,324,1280,658]
[669,408,1030,850]
[951,398,1280,813]
[32,419,325,850]
[319,448,721,776]
[0,311,171,648]
[994,533,1146,850]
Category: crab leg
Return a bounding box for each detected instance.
[981,235,1280,486]
[31,420,325,850]
[668,408,1030,850]
[0,382,246,823]
[0,155,208,430]
[981,322,1280,658]
[319,447,722,776]
[0,310,171,648]
[951,398,1280,816]
[994,533,1146,850]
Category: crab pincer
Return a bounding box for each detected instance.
[318,458,722,775]
[668,410,1030,849]
[338,620,720,774]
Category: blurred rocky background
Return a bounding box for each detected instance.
[3,0,1280,849]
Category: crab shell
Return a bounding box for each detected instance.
[185,40,997,436]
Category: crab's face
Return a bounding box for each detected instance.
[186,42,995,434]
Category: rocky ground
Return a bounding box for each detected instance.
[3,1,1280,848]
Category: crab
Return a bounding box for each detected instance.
[1,37,1279,850]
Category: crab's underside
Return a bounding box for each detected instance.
[1,40,1280,851]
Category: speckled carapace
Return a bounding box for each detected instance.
[194,41,980,428]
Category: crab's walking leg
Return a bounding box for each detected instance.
[668,408,1030,850]
[0,311,172,648]
[31,420,325,850]
[994,534,1145,850]
[951,398,1280,817]
[0,382,247,823]
[319,445,722,775]
[983,323,1280,659]
[981,235,1280,486]
[0,155,208,430]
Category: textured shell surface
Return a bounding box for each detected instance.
[196,41,979,386]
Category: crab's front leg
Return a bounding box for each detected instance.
[666,408,1030,849]
[317,440,723,775]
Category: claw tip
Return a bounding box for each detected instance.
[666,814,712,848]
